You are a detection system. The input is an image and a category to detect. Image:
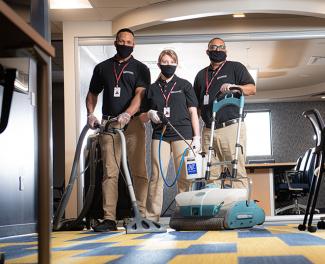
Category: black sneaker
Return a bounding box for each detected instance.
[93,219,117,232]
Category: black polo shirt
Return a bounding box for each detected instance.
[89,56,151,117]
[193,61,255,128]
[142,75,198,141]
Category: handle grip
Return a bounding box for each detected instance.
[0,66,16,134]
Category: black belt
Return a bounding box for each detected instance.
[213,118,244,129]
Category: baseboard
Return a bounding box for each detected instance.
[0,223,36,238]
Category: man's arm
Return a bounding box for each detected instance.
[239,83,256,96]
[220,83,256,96]
[193,73,202,118]
[86,91,98,114]
[86,91,99,128]
[124,87,146,116]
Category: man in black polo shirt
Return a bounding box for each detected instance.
[86,28,151,231]
[194,37,256,188]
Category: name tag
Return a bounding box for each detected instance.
[123,71,134,75]
[203,94,209,105]
[170,90,182,94]
[164,107,170,117]
[217,75,227,80]
[114,86,121,97]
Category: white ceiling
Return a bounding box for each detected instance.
[50,0,169,21]
[50,0,325,102]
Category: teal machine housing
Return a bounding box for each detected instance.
[170,89,266,231]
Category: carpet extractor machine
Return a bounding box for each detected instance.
[169,87,265,231]
[53,118,166,234]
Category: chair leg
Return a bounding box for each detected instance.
[275,199,315,215]
[297,204,320,214]
[275,204,297,215]
[275,195,320,215]
[292,200,306,215]
[285,202,319,215]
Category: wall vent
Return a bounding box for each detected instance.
[307,56,325,65]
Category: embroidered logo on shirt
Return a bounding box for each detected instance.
[170,90,182,94]
[123,71,134,75]
[217,75,227,80]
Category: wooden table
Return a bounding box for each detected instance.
[245,162,296,216]
[1,1,54,263]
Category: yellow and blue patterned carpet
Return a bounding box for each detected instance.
[1,224,325,263]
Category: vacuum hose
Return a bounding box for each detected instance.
[158,126,187,187]
[53,124,90,230]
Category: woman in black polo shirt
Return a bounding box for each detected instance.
[141,49,200,222]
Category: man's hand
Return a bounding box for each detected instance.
[117,112,131,127]
[190,136,201,154]
[87,113,99,128]
[147,110,161,124]
[220,83,239,93]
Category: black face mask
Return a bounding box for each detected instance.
[116,44,133,59]
[160,64,177,78]
[208,50,227,63]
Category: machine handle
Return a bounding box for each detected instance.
[0,66,16,134]
[215,85,243,100]
[94,116,119,132]
[229,86,243,95]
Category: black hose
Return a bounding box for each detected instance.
[53,124,90,230]
[157,112,194,153]
[73,136,98,224]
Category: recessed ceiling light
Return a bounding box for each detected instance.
[163,13,217,22]
[233,13,246,18]
[321,96,325,99]
[50,0,92,9]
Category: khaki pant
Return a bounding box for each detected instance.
[100,116,148,221]
[146,139,190,221]
[202,123,248,188]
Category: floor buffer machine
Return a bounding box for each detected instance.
[169,87,265,231]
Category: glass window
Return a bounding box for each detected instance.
[245,111,272,156]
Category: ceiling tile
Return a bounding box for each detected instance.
[50,9,102,21]
[96,7,134,20]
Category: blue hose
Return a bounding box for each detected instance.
[158,132,188,187]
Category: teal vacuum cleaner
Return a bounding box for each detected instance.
[169,87,265,231]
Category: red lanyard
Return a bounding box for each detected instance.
[205,61,226,94]
[113,61,130,87]
[158,81,177,107]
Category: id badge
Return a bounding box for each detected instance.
[203,94,209,105]
[114,86,121,97]
[164,107,170,117]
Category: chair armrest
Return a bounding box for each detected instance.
[285,171,304,191]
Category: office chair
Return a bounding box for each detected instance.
[298,109,325,232]
[275,148,318,215]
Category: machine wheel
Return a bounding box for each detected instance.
[308,225,317,233]
[298,224,306,231]
[317,221,325,229]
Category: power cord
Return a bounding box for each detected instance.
[161,199,175,217]
[158,127,187,187]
